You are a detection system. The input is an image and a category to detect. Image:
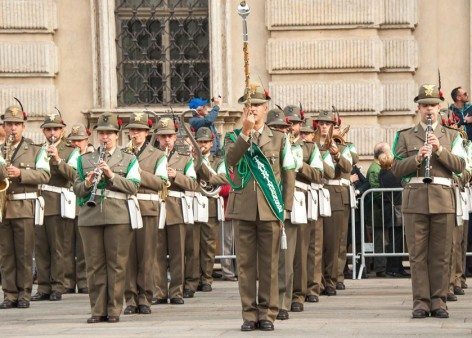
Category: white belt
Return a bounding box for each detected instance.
[295,181,309,191]
[325,178,350,186]
[310,183,323,190]
[409,177,452,187]
[168,191,184,198]
[95,189,128,200]
[8,192,38,201]
[39,184,68,194]
[136,193,161,202]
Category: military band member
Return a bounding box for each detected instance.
[292,118,334,303]
[74,113,141,323]
[184,127,228,298]
[392,84,466,319]
[224,83,295,331]
[266,108,290,133]
[300,118,316,143]
[277,105,314,320]
[123,113,167,315]
[63,124,93,294]
[0,105,51,309]
[32,114,76,302]
[153,117,199,305]
[317,110,353,296]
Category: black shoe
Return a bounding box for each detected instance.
[431,308,449,318]
[31,292,50,301]
[212,271,222,279]
[398,269,411,277]
[152,298,168,305]
[221,276,238,282]
[376,271,387,278]
[124,305,138,315]
[183,289,195,298]
[336,282,346,290]
[87,316,107,324]
[0,300,17,309]
[49,291,62,301]
[107,316,120,323]
[65,288,76,294]
[453,286,465,295]
[240,320,257,331]
[197,283,212,292]
[461,281,468,289]
[446,293,457,302]
[138,305,151,314]
[276,309,289,320]
[412,309,429,319]
[386,271,409,278]
[169,297,184,305]
[290,302,303,312]
[323,286,336,296]
[78,287,89,294]
[305,295,319,303]
[258,320,274,331]
[17,300,30,308]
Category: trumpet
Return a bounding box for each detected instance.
[86,142,107,207]
[44,135,57,160]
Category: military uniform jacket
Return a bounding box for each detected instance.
[166,150,200,225]
[320,142,353,211]
[224,125,295,222]
[296,140,323,186]
[135,143,166,217]
[41,139,76,216]
[392,123,465,214]
[0,137,51,219]
[198,153,228,218]
[74,148,140,226]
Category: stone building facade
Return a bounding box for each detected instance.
[0,0,470,162]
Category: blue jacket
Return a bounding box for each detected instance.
[449,103,472,140]
[189,105,221,154]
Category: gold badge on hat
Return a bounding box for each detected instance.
[10,108,18,117]
[134,112,144,122]
[423,85,435,96]
[159,118,169,128]
[71,126,80,135]
[47,113,57,121]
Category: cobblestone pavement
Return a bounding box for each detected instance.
[1,278,471,337]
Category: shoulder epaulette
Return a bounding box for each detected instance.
[397,127,411,134]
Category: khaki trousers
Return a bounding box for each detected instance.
[79,224,133,317]
[277,221,297,311]
[0,218,35,302]
[449,223,463,292]
[292,221,310,304]
[154,224,186,299]
[337,205,351,283]
[404,213,453,312]
[307,218,323,296]
[460,223,469,286]
[184,223,201,292]
[234,219,280,323]
[125,216,157,307]
[200,217,218,285]
[35,215,69,294]
[323,209,349,288]
[63,218,87,290]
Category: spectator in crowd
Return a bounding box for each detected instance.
[450,87,472,140]
[188,97,221,155]
[378,148,410,278]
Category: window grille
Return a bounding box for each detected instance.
[115,0,210,106]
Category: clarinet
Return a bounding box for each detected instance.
[86,143,107,207]
[423,117,433,184]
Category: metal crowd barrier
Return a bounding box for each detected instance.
[357,188,406,279]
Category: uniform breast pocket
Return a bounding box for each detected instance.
[19,162,36,170]
[406,144,421,157]
[111,164,127,177]
[263,150,279,166]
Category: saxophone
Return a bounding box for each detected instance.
[0,134,15,219]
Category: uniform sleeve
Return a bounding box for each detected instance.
[298,144,322,183]
[281,135,295,211]
[436,134,466,175]
[55,148,79,182]
[73,156,92,198]
[336,145,352,174]
[20,146,51,185]
[173,157,200,191]
[322,151,335,179]
[108,156,140,195]
[224,132,250,168]
[391,131,419,178]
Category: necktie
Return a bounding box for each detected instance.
[253,131,260,145]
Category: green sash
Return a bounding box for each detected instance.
[224,129,284,222]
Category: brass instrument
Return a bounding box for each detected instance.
[0,134,15,219]
[86,143,107,207]
[45,135,57,160]
[199,146,222,198]
[423,117,433,183]
[159,146,171,201]
[332,125,350,145]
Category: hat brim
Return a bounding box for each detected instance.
[267,121,290,127]
[155,130,176,135]
[237,96,270,104]
[314,117,334,123]
[414,97,443,104]
[3,117,25,123]
[67,135,88,141]
[196,137,213,142]
[287,117,303,123]
[95,125,120,132]
[124,123,150,130]
[300,127,314,133]
[41,122,66,128]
